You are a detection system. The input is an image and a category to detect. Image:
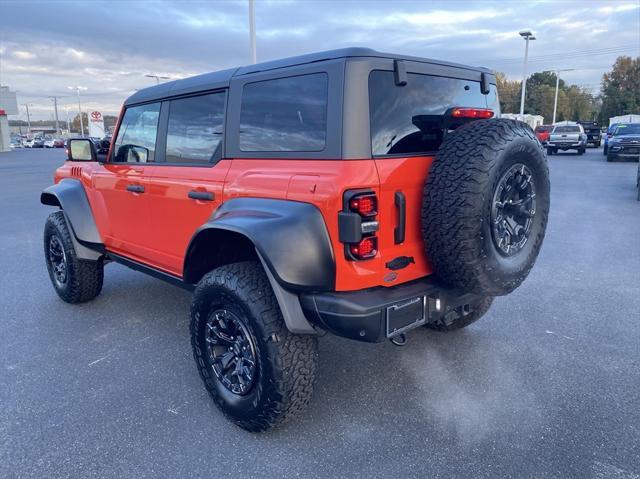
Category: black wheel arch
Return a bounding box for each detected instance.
[41,179,104,260]
[183,197,336,292]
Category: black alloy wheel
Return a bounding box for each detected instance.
[48,234,68,286]
[491,163,537,257]
[206,308,257,396]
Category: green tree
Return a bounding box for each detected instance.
[600,56,640,122]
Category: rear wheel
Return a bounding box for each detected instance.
[426,296,494,331]
[422,119,550,296]
[44,211,103,303]
[190,261,318,432]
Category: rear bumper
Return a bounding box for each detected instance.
[300,277,482,343]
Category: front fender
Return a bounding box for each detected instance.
[41,179,103,251]
[186,197,336,291]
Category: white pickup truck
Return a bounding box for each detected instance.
[547,124,587,155]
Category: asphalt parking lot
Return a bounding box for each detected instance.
[1,147,639,478]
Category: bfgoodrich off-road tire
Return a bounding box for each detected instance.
[190,261,318,432]
[426,296,494,332]
[44,211,103,303]
[422,119,550,296]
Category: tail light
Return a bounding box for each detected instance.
[450,108,494,119]
[349,236,377,260]
[349,193,377,217]
[339,190,379,261]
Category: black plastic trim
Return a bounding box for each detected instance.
[184,198,336,291]
[107,252,193,291]
[41,179,103,245]
[300,276,482,343]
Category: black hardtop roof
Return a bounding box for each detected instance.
[125,47,493,106]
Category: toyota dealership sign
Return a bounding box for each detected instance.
[88,110,105,138]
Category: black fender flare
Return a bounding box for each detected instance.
[41,179,104,259]
[184,197,336,292]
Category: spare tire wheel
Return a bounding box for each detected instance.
[421,119,550,296]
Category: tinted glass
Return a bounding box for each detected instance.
[165,92,226,164]
[614,124,640,135]
[113,103,160,163]
[369,71,499,156]
[554,126,580,133]
[239,73,328,151]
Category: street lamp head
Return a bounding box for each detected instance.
[529,36,536,41]
[519,30,533,38]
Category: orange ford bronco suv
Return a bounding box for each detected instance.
[42,48,550,431]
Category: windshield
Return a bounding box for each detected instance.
[613,124,640,135]
[553,126,580,133]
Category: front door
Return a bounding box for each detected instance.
[91,101,161,263]
[144,91,230,276]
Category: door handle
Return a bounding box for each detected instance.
[188,190,214,201]
[394,191,406,244]
[126,184,145,193]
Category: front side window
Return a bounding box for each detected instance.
[369,71,499,156]
[165,92,226,164]
[239,73,328,152]
[113,103,160,163]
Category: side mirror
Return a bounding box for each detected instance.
[68,139,97,162]
[115,144,150,163]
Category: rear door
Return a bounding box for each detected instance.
[368,68,499,274]
[144,91,230,276]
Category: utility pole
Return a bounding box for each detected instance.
[49,96,61,135]
[68,86,87,136]
[65,107,71,134]
[552,69,574,124]
[248,0,256,64]
[22,104,32,135]
[518,30,536,116]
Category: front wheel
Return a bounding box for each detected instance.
[190,261,318,432]
[44,211,103,303]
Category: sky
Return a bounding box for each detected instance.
[1,0,639,121]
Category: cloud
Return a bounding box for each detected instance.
[0,0,637,120]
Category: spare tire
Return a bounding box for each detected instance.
[421,119,550,296]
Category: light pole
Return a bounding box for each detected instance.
[552,68,574,124]
[22,103,33,135]
[68,86,87,136]
[519,30,536,116]
[248,0,256,64]
[144,74,170,85]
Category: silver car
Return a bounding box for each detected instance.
[547,124,587,155]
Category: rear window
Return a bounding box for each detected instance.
[239,73,328,152]
[369,71,499,156]
[554,126,580,133]
[535,126,553,132]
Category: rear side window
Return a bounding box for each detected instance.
[165,92,226,164]
[239,73,328,152]
[369,71,499,156]
[113,103,160,163]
